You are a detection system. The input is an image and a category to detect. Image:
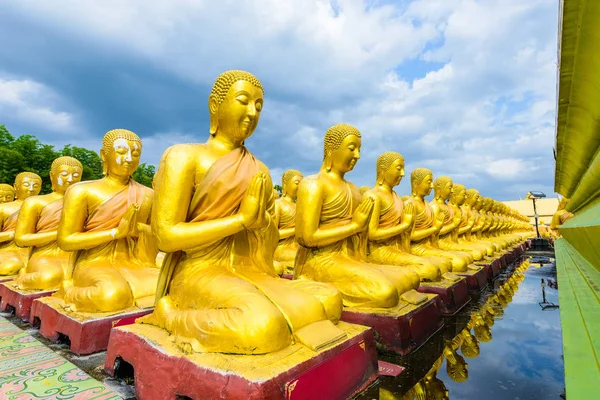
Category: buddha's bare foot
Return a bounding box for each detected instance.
[138,297,174,331]
[174,336,206,354]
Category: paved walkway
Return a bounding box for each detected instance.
[0,316,121,400]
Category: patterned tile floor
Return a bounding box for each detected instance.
[0,315,122,400]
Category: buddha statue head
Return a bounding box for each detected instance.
[322,124,362,174]
[0,184,15,203]
[281,169,303,199]
[14,172,42,201]
[446,352,468,382]
[482,197,493,212]
[475,195,484,211]
[411,168,434,198]
[460,329,480,358]
[101,129,142,179]
[433,176,453,201]
[450,183,466,206]
[465,188,479,208]
[209,70,264,144]
[50,156,83,194]
[376,151,405,188]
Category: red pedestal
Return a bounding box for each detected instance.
[417,279,470,316]
[340,294,443,355]
[0,275,17,283]
[0,282,54,322]
[31,297,151,355]
[105,322,379,400]
[281,274,293,280]
[457,267,488,294]
[476,259,502,281]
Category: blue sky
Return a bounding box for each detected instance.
[0,0,559,200]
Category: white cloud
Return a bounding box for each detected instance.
[3,0,559,199]
[0,78,76,133]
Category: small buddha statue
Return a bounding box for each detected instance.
[458,189,494,257]
[273,169,303,275]
[364,152,451,281]
[448,184,490,259]
[14,157,83,290]
[431,177,482,262]
[459,327,480,358]
[406,168,471,273]
[444,336,469,383]
[0,172,42,275]
[295,124,424,310]
[140,70,344,355]
[55,129,159,313]
[0,184,15,203]
[422,355,450,400]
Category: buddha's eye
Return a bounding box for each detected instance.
[256,101,263,112]
[116,147,128,154]
[73,173,80,178]
[348,145,356,151]
[132,151,140,157]
[23,183,30,187]
[236,95,249,105]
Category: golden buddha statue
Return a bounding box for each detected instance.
[458,189,495,257]
[443,335,469,383]
[422,355,449,400]
[139,70,344,355]
[55,129,159,313]
[0,172,42,275]
[364,152,450,281]
[273,169,303,275]
[459,326,480,358]
[407,168,472,273]
[14,157,83,290]
[431,177,483,262]
[0,184,15,203]
[295,124,424,309]
[449,184,490,259]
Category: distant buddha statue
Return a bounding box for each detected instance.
[406,168,471,273]
[0,184,15,203]
[55,129,159,313]
[139,70,344,355]
[448,184,490,258]
[459,326,480,358]
[14,157,83,290]
[273,169,303,275]
[0,172,42,275]
[431,176,482,262]
[295,124,424,309]
[364,151,450,281]
[459,189,495,257]
[444,335,469,383]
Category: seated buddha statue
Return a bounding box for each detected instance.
[460,190,495,257]
[479,198,508,250]
[364,151,451,281]
[459,326,480,359]
[406,168,471,273]
[471,194,501,253]
[139,70,344,355]
[443,334,469,383]
[448,184,490,259]
[431,176,483,262]
[421,354,449,400]
[0,184,15,203]
[295,124,424,309]
[14,157,83,290]
[55,129,160,313]
[273,169,303,275]
[0,172,42,275]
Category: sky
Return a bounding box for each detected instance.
[0,0,559,200]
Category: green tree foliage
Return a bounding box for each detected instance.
[0,125,155,192]
[273,184,283,196]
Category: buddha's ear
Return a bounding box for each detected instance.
[209,95,219,135]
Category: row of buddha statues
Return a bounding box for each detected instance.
[0,69,533,358]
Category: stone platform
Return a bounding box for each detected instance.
[31,297,151,355]
[418,277,470,316]
[105,321,378,400]
[0,281,54,322]
[457,267,489,294]
[341,293,442,355]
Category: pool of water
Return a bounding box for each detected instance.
[362,254,565,400]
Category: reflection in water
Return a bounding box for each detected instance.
[373,257,564,400]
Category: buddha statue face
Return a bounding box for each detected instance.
[433,176,453,201]
[451,184,466,205]
[376,151,404,188]
[282,169,303,198]
[465,189,479,207]
[209,70,264,143]
[323,124,362,173]
[101,129,142,179]
[460,330,480,358]
[51,156,83,194]
[411,168,434,197]
[0,185,15,203]
[14,173,42,201]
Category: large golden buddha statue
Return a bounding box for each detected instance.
[431,177,483,262]
[140,70,344,355]
[0,184,15,203]
[364,152,450,281]
[0,172,42,275]
[407,168,472,273]
[295,124,425,310]
[273,169,303,275]
[14,157,83,290]
[55,129,159,313]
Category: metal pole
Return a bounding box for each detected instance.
[533,198,540,238]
